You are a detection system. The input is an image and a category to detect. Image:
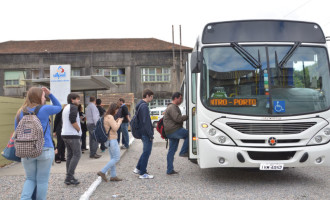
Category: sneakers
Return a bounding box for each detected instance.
[139,173,154,179]
[121,146,128,150]
[64,178,80,185]
[90,154,102,159]
[110,177,123,181]
[97,171,108,182]
[133,168,140,174]
[179,153,189,157]
[167,170,179,175]
[134,168,153,179]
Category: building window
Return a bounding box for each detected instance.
[141,67,170,82]
[109,68,125,83]
[94,68,104,76]
[149,99,171,109]
[44,70,50,78]
[93,68,126,83]
[5,80,18,86]
[32,70,40,79]
[4,71,25,86]
[71,68,81,76]
[164,99,171,105]
[31,69,50,79]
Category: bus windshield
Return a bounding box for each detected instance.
[201,45,330,116]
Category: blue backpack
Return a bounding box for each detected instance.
[130,104,142,139]
[93,117,111,143]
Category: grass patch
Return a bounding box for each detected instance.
[0,96,24,167]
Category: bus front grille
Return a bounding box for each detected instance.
[247,151,296,160]
[226,122,316,135]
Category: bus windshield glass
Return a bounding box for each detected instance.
[201,45,330,116]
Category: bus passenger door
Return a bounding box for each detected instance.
[186,54,198,161]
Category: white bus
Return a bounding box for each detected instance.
[186,20,330,170]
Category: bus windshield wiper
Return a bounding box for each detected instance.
[231,42,262,69]
[277,42,301,68]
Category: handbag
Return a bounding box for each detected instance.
[1,132,21,162]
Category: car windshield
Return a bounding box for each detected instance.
[201,45,330,116]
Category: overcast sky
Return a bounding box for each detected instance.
[1,0,329,48]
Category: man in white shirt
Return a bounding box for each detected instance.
[62,93,82,185]
[85,96,102,159]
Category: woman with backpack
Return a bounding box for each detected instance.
[15,87,62,200]
[97,103,123,182]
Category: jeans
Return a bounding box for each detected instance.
[166,128,189,174]
[21,147,54,200]
[62,138,82,180]
[117,128,126,145]
[120,123,129,148]
[101,139,120,177]
[136,134,153,175]
[87,123,99,156]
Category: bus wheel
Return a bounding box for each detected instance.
[153,121,158,128]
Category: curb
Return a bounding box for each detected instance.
[79,138,135,200]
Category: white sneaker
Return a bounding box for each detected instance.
[133,168,140,174]
[139,173,154,179]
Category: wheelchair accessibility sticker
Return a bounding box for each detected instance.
[273,101,285,113]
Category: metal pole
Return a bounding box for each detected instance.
[172,25,175,69]
[180,25,183,72]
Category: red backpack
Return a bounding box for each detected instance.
[156,118,166,139]
[156,118,168,148]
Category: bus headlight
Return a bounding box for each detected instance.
[324,128,330,136]
[218,136,226,144]
[315,136,322,143]
[307,128,330,145]
[206,127,235,146]
[208,128,217,136]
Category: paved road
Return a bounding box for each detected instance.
[0,135,131,200]
[1,131,330,200]
[91,135,330,200]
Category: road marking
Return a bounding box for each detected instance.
[79,137,135,200]
[79,177,102,200]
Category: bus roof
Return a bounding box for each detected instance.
[202,20,326,44]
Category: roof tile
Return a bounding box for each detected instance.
[0,38,192,54]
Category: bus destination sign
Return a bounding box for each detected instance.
[210,98,257,107]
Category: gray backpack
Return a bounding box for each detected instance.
[15,105,45,158]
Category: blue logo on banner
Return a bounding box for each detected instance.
[53,66,66,79]
[273,101,285,113]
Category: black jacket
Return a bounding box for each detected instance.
[53,109,63,135]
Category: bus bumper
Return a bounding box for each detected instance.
[198,139,330,168]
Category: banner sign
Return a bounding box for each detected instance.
[50,65,71,104]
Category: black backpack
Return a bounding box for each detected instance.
[130,104,142,139]
[93,117,111,143]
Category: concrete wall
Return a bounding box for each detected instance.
[0,50,190,100]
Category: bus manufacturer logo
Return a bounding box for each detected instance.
[268,137,277,146]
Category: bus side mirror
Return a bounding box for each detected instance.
[191,51,202,73]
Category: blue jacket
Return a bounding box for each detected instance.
[136,100,154,139]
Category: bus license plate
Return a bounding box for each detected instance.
[260,164,284,171]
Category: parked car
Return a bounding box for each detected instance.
[150,107,166,127]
